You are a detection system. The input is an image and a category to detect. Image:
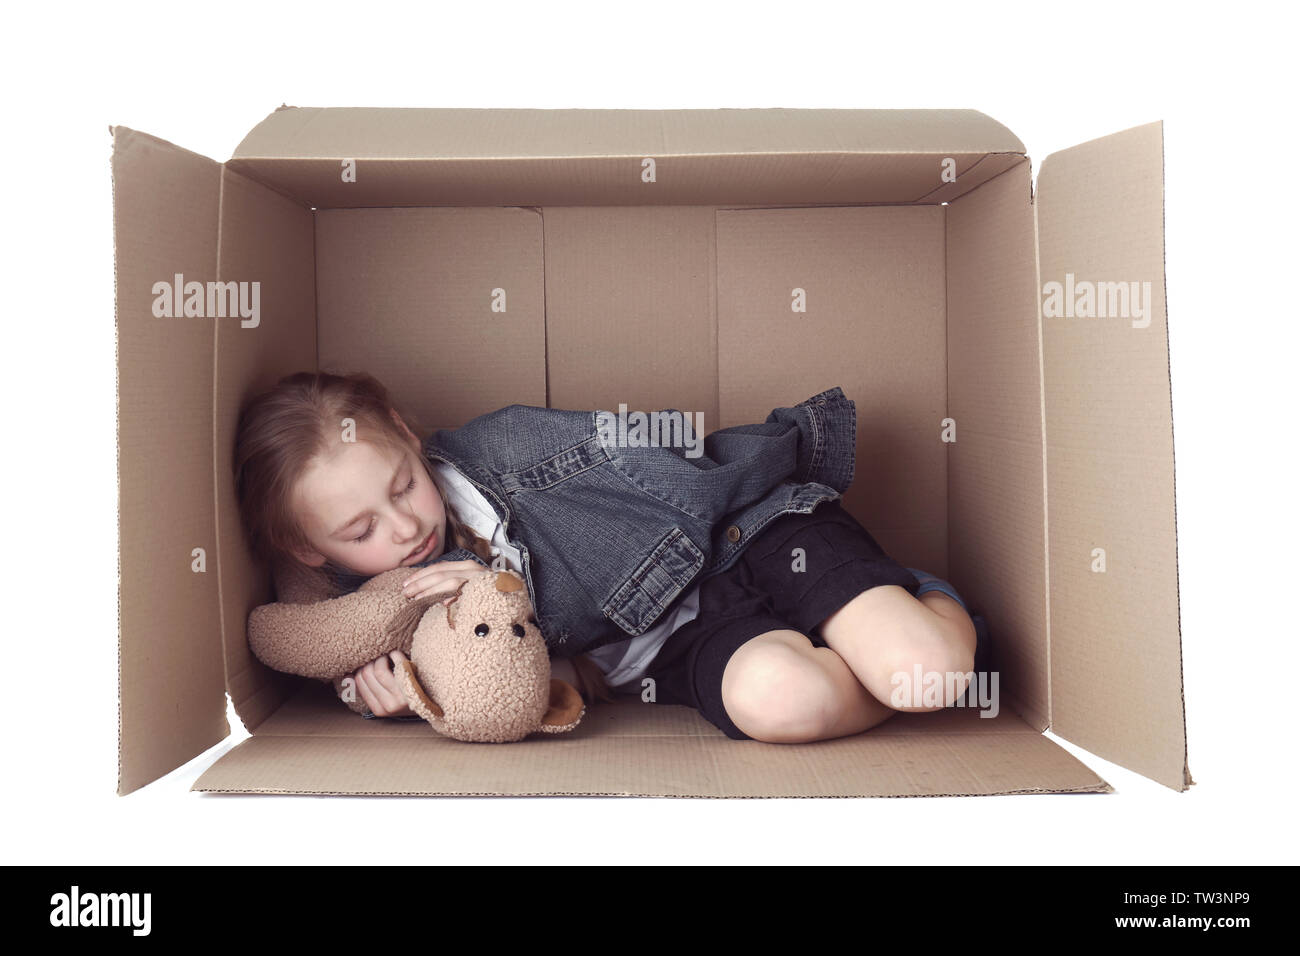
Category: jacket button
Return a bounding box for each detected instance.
[725,525,741,542]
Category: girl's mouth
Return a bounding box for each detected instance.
[406,528,437,564]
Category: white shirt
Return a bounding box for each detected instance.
[433,462,701,692]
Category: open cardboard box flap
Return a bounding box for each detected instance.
[112,108,1188,797]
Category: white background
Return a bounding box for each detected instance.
[2,0,1295,865]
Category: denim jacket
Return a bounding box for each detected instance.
[402,386,858,659]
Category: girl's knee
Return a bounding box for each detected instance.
[825,587,976,708]
[918,591,979,663]
[721,631,838,742]
[881,636,976,711]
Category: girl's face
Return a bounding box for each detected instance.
[289,431,447,577]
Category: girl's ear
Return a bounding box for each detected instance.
[289,545,328,568]
[389,407,420,450]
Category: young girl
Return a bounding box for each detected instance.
[235,370,987,741]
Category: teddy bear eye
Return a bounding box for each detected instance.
[475,623,489,637]
[511,623,525,638]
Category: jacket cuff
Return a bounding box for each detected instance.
[767,386,857,493]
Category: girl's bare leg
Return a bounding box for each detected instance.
[720,629,899,743]
[816,585,977,712]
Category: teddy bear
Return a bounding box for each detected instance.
[247,559,584,742]
[389,567,585,742]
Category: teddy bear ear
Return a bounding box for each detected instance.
[384,593,442,648]
[395,659,444,723]
[493,571,524,594]
[536,679,585,734]
[441,578,471,629]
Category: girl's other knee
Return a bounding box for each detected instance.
[721,630,837,742]
[822,586,976,709]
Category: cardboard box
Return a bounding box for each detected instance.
[112,107,1188,797]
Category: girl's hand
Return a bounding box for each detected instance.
[353,650,414,718]
[402,559,494,604]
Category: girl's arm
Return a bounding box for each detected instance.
[248,561,423,681]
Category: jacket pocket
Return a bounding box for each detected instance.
[602,527,705,636]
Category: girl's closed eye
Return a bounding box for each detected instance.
[352,474,419,544]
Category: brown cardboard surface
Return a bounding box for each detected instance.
[1036,122,1189,790]
[716,206,948,575]
[192,681,1110,797]
[235,107,1026,159]
[227,107,1026,207]
[542,206,717,417]
[112,128,229,794]
[227,154,1016,209]
[917,153,1031,205]
[946,160,1051,732]
[214,167,317,735]
[315,207,547,427]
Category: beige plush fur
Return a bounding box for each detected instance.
[392,569,585,742]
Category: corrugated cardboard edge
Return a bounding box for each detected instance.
[111,124,122,797]
[1157,128,1194,790]
[1031,160,1054,736]
[195,788,1114,797]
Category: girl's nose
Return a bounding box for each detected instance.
[393,503,420,539]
